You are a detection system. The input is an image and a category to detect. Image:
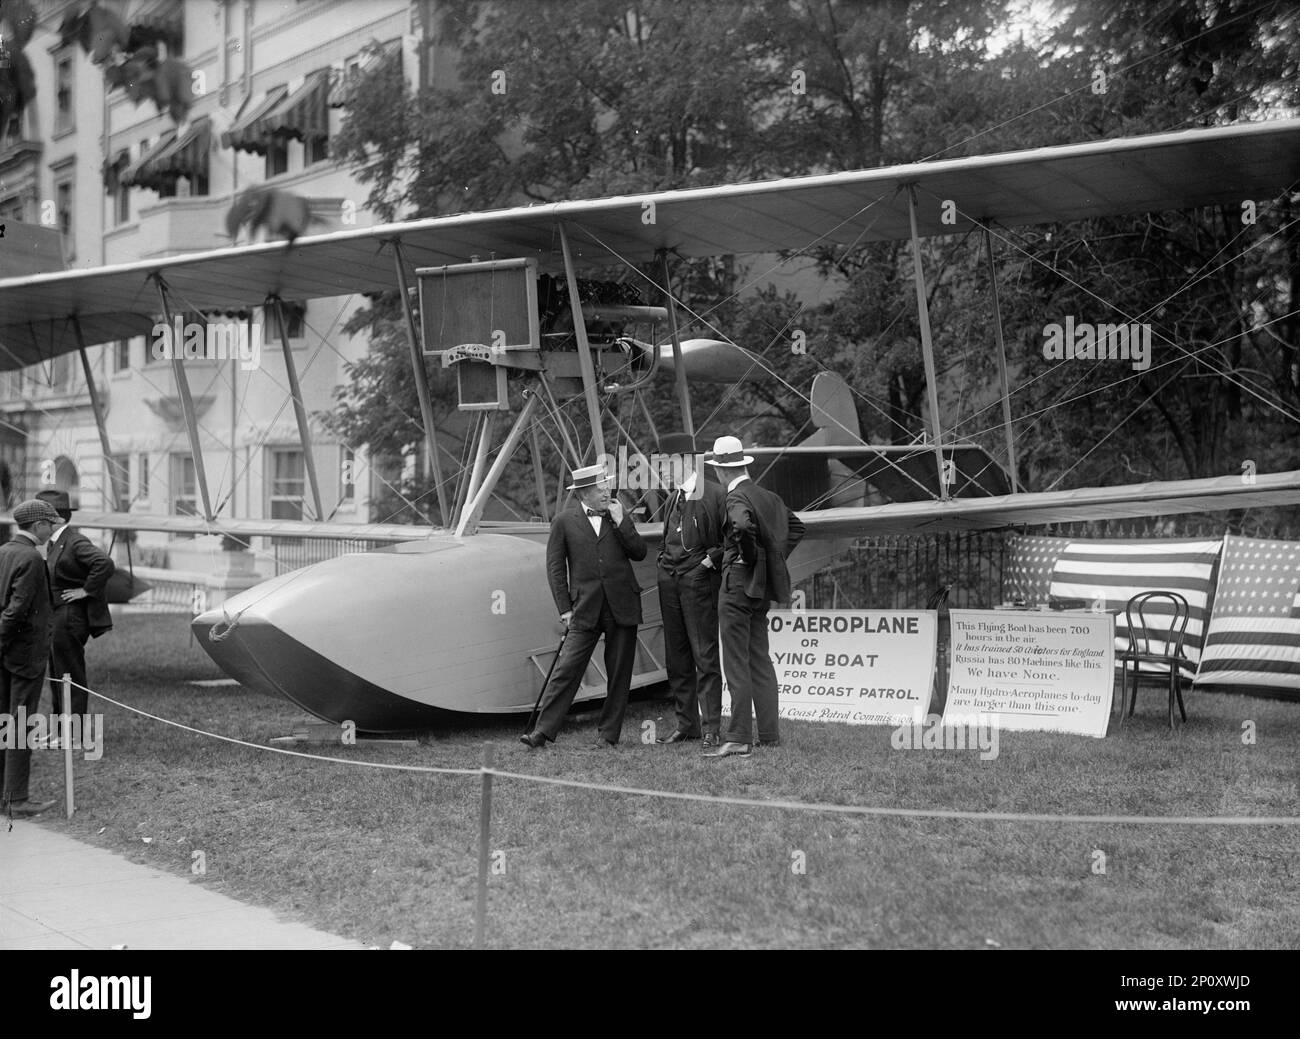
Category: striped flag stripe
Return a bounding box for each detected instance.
[1198,658,1300,676]
[1193,535,1300,694]
[1050,539,1221,668]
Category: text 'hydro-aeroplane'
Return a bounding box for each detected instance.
[1,118,1298,731]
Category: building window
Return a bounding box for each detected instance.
[170,453,197,516]
[268,448,306,519]
[0,194,22,225]
[114,179,130,224]
[263,301,304,339]
[55,55,74,133]
[306,134,329,165]
[55,179,73,238]
[106,454,130,510]
[2,110,22,144]
[137,453,150,500]
[266,138,289,177]
[112,339,131,371]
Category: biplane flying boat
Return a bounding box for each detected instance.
[1,118,1298,731]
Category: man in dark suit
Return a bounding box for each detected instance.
[0,499,59,816]
[521,463,647,749]
[704,436,805,759]
[653,434,728,748]
[36,489,114,718]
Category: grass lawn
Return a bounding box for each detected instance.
[19,611,1300,949]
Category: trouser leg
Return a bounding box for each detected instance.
[597,612,638,743]
[719,570,758,744]
[657,572,699,736]
[50,607,90,716]
[749,603,780,742]
[2,669,45,805]
[534,626,601,740]
[681,567,722,735]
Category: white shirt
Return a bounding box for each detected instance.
[49,523,69,548]
[727,474,750,492]
[584,507,603,536]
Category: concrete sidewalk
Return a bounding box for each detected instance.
[0,819,365,949]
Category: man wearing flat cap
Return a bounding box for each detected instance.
[0,499,59,816]
[36,489,115,719]
[521,463,647,749]
[704,436,805,759]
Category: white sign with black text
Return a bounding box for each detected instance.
[943,609,1115,737]
[721,609,938,726]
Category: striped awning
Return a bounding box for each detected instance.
[121,117,209,192]
[224,70,329,153]
[259,69,330,141]
[221,85,287,155]
[102,149,131,191]
[127,0,183,49]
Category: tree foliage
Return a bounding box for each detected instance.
[328,0,1298,524]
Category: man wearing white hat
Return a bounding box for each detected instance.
[704,436,805,758]
[520,463,647,749]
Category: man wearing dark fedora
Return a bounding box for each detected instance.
[521,462,647,749]
[36,489,115,719]
[0,499,59,816]
[653,433,728,748]
[704,436,805,759]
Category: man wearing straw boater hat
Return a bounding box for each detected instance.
[0,499,60,816]
[704,436,805,759]
[520,462,647,749]
[36,489,115,720]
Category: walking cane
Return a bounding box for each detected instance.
[523,626,570,734]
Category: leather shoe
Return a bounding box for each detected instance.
[8,799,56,816]
[701,733,720,749]
[757,738,782,748]
[704,741,751,758]
[655,729,698,744]
[593,736,617,748]
[519,731,550,749]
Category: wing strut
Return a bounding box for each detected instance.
[456,390,541,537]
[269,296,325,521]
[71,317,125,510]
[905,185,949,501]
[153,277,216,522]
[557,223,606,460]
[391,241,450,526]
[982,226,1020,493]
[657,250,694,438]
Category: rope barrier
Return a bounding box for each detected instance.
[66,678,1300,827]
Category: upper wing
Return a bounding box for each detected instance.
[3,118,1298,369]
[789,469,1300,536]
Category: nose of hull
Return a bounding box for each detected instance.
[193,609,456,731]
[189,534,561,731]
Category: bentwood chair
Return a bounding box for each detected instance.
[1117,591,1194,729]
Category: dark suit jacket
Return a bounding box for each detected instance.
[48,527,115,636]
[0,534,54,678]
[547,503,648,629]
[724,478,806,603]
[658,477,727,571]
